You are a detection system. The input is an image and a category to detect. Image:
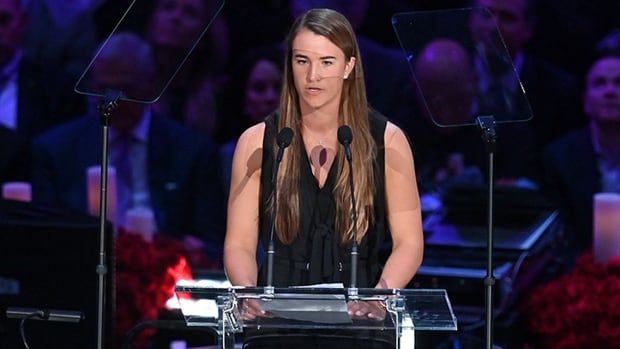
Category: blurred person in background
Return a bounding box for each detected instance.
[0,125,30,184]
[0,0,86,138]
[31,32,225,266]
[410,38,539,195]
[144,0,229,123]
[21,0,99,81]
[469,0,583,148]
[542,30,620,267]
[214,46,283,192]
[410,38,485,193]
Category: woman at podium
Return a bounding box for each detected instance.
[223,8,424,348]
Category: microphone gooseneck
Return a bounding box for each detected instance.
[266,127,294,290]
[276,127,294,162]
[337,125,358,291]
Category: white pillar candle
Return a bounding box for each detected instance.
[593,193,620,264]
[86,165,117,225]
[169,340,187,349]
[125,207,155,242]
[2,182,32,202]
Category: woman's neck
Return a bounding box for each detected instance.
[300,107,340,133]
[300,108,340,149]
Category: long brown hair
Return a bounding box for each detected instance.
[273,8,376,245]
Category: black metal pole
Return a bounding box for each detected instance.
[96,90,122,349]
[476,116,497,349]
[346,155,358,290]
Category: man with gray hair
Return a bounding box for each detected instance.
[31,32,226,265]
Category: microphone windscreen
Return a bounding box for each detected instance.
[277,127,294,147]
[337,125,353,145]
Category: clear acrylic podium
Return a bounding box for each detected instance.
[175,283,457,348]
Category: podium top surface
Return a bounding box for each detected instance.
[174,285,457,332]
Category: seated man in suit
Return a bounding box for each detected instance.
[410,38,486,194]
[542,30,620,266]
[409,38,539,195]
[31,32,225,265]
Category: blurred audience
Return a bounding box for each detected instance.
[0,124,30,183]
[94,0,151,40]
[0,0,85,138]
[222,0,291,62]
[469,0,584,149]
[183,74,218,137]
[22,0,99,81]
[529,0,620,76]
[410,39,486,193]
[542,30,620,265]
[215,46,283,192]
[410,38,539,193]
[31,32,225,265]
[145,0,228,123]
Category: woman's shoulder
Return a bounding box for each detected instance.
[384,121,410,153]
[237,122,266,154]
[240,122,266,138]
[232,122,266,181]
[366,108,406,147]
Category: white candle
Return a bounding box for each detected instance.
[169,340,187,349]
[86,165,117,225]
[125,207,155,242]
[593,193,620,264]
[2,182,32,202]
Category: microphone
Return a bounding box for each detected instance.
[275,127,294,162]
[337,125,359,292]
[7,307,84,323]
[266,127,294,291]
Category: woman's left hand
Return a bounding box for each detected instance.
[347,300,386,321]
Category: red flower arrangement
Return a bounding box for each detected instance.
[523,251,620,349]
[115,232,193,348]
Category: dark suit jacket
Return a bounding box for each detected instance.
[358,36,414,120]
[0,125,31,183]
[31,112,225,259]
[542,128,599,258]
[23,0,97,81]
[520,54,585,147]
[16,58,86,139]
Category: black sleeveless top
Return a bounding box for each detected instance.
[257,110,388,287]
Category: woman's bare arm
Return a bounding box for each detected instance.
[378,122,424,289]
[223,123,265,286]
